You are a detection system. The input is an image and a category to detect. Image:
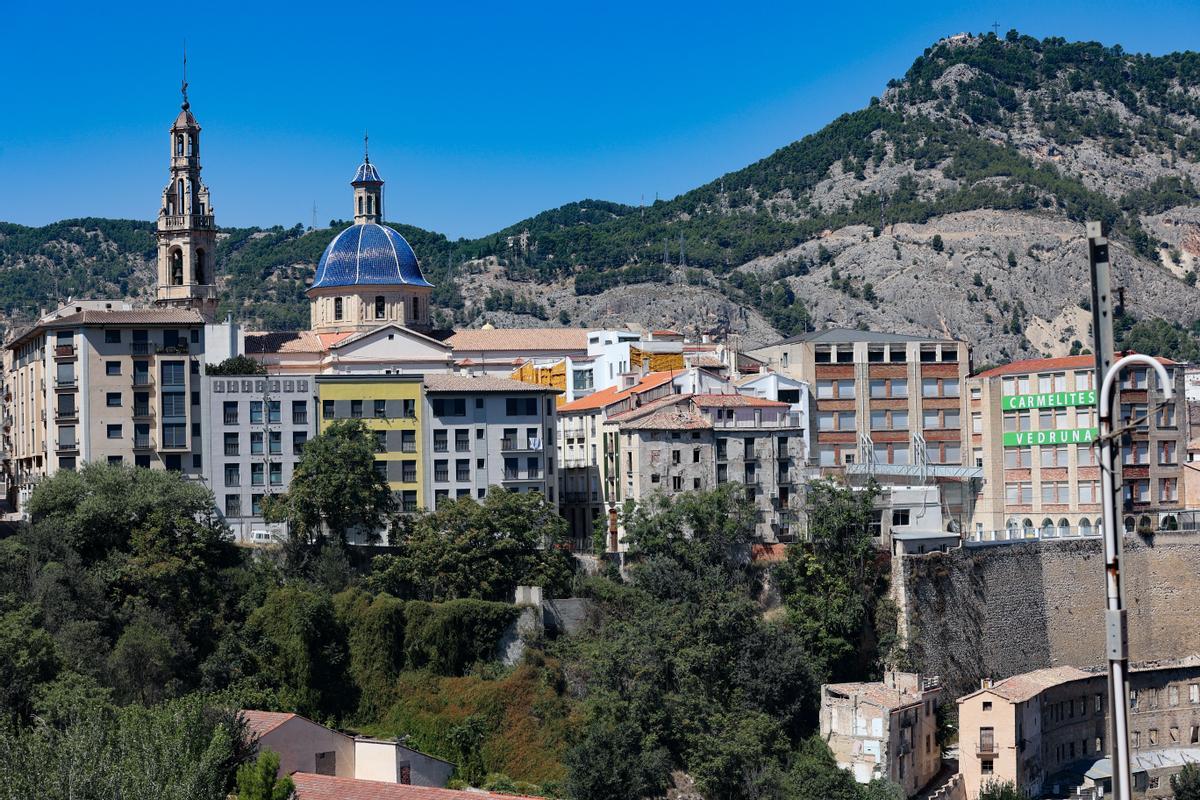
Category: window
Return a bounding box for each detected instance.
[1159,441,1178,465]
[1158,403,1177,428]
[456,459,470,481]
[162,423,187,448]
[401,460,417,483]
[1160,477,1179,502]
[292,401,308,425]
[1170,685,1180,707]
[106,392,121,407]
[402,399,415,418]
[433,430,448,452]
[972,412,983,434]
[922,377,939,397]
[161,361,185,386]
[104,329,121,344]
[224,432,239,456]
[375,295,386,318]
[269,431,282,455]
[411,296,420,321]
[1040,445,1068,468]
[251,432,263,455]
[1004,447,1032,469]
[1079,480,1100,504]
[251,463,264,486]
[374,399,387,418]
[350,400,363,419]
[1005,482,1033,504]
[1041,482,1069,504]
[270,463,282,486]
[433,398,467,416]
[250,401,263,424]
[892,509,911,527]
[334,297,343,320]
[322,399,335,419]
[268,400,280,423]
[106,424,122,440]
[1003,412,1032,432]
[982,701,992,711]
[224,401,239,425]
[105,361,121,376]
[292,431,307,454]
[981,759,993,776]
[251,494,264,516]
[456,429,470,452]
[505,397,538,416]
[224,463,241,487]
[401,430,416,453]
[224,494,241,517]
[1078,445,1097,467]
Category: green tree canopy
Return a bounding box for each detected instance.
[368,490,573,602]
[205,355,267,375]
[235,750,295,800]
[265,419,395,544]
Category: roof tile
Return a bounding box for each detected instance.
[447,328,589,352]
[291,773,539,800]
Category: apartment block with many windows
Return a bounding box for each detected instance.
[201,373,316,545]
[967,354,1186,540]
[422,374,558,510]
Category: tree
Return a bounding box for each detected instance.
[265,420,395,544]
[205,355,266,375]
[370,490,572,602]
[931,234,944,252]
[236,750,295,800]
[978,780,1031,800]
[775,480,889,679]
[1172,763,1200,800]
[0,604,60,723]
[1007,250,1017,268]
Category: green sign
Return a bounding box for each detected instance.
[1003,428,1099,447]
[1001,390,1096,411]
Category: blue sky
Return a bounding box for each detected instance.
[2,0,1199,238]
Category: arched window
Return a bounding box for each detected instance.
[1022,518,1034,537]
[170,250,184,286]
[1040,518,1054,538]
[1123,516,1135,533]
[1058,518,1070,537]
[1080,518,1093,535]
[186,133,194,157]
[367,195,374,215]
[195,249,205,284]
[177,179,186,215]
[1138,515,1152,533]
[334,297,343,321]
[1162,515,1178,531]
[1095,517,1103,535]
[375,296,385,319]
[358,196,363,215]
[411,296,420,322]
[175,134,183,156]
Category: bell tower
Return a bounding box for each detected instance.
[352,133,383,225]
[155,55,218,319]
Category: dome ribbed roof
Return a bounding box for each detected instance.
[311,223,432,289]
[352,161,382,184]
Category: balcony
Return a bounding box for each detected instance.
[132,374,153,388]
[130,342,152,355]
[54,377,78,390]
[976,739,998,756]
[501,437,544,453]
[54,344,76,360]
[133,405,153,419]
[133,436,155,450]
[54,408,78,422]
[156,342,190,355]
[55,439,79,453]
[160,213,216,230]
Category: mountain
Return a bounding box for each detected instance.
[6,31,1200,362]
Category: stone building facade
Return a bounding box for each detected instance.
[821,671,943,796]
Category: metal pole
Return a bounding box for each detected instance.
[1088,220,1131,800]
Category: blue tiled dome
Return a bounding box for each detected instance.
[311,223,432,289]
[353,161,382,183]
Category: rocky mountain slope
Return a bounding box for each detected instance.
[6,31,1200,363]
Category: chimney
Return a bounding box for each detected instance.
[981,677,994,690]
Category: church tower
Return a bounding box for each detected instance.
[155,65,218,319]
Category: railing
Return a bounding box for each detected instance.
[156,342,190,354]
[55,344,76,358]
[54,408,78,421]
[224,413,239,425]
[55,440,79,452]
[130,342,151,355]
[54,377,77,389]
[501,438,543,452]
[160,214,215,230]
[133,405,152,418]
[967,526,1103,545]
[134,436,154,450]
[132,374,153,387]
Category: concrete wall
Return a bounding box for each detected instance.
[259,717,355,778]
[901,534,1200,697]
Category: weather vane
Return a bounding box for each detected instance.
[181,41,189,110]
[364,131,370,163]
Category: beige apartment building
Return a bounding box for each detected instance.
[821,672,943,796]
[604,393,808,544]
[748,329,977,530]
[958,660,1200,799]
[967,355,1186,541]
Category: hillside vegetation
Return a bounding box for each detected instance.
[6,32,1200,360]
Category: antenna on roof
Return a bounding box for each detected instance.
[181,41,189,110]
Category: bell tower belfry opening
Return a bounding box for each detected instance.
[155,52,219,319]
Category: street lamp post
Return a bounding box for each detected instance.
[1097,356,1174,799]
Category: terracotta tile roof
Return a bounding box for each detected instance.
[291,773,539,800]
[240,710,296,739]
[607,393,689,422]
[422,374,558,393]
[975,352,1175,378]
[686,353,726,368]
[619,402,711,431]
[825,682,929,710]
[245,331,328,354]
[692,394,789,408]
[965,666,1096,703]
[652,329,681,336]
[557,370,683,413]
[446,328,589,352]
[8,308,207,347]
